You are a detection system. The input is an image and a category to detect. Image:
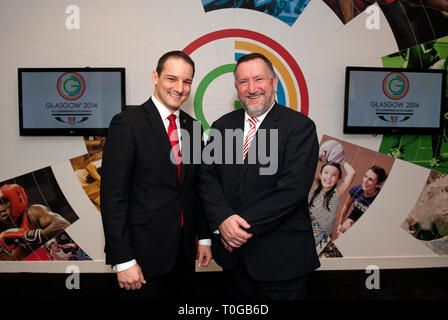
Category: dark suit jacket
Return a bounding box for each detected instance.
[199,103,320,281]
[100,98,210,277]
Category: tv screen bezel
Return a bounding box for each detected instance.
[343,66,446,135]
[18,67,126,136]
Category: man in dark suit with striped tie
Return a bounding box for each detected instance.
[199,53,319,300]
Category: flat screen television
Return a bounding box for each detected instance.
[343,66,446,135]
[18,67,125,136]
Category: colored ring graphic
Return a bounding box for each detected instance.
[183,29,308,116]
[382,72,409,100]
[57,72,86,100]
[194,64,236,131]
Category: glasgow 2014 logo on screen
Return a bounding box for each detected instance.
[382,72,409,100]
[57,72,86,101]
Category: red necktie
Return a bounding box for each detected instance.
[243,117,258,160]
[167,114,181,178]
[167,114,183,227]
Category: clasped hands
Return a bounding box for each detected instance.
[218,214,253,253]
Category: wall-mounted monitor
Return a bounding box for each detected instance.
[18,67,125,136]
[343,66,446,135]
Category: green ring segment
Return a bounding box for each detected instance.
[194,63,237,132]
[64,78,81,95]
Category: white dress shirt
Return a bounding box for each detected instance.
[242,102,275,140]
[113,96,211,272]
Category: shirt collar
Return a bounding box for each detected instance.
[151,95,180,121]
[244,101,276,124]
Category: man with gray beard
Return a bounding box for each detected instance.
[199,53,320,300]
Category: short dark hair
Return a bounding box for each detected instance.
[156,51,195,77]
[234,52,276,78]
[371,165,388,184]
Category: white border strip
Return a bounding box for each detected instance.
[1,257,447,273]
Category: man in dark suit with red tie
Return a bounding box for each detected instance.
[199,53,319,300]
[100,51,212,300]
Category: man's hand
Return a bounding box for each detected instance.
[117,264,147,290]
[221,237,234,253]
[197,245,212,267]
[219,214,253,248]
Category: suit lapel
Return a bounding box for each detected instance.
[257,103,281,134]
[179,111,191,186]
[143,99,180,184]
[232,110,247,187]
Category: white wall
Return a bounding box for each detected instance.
[1,0,447,272]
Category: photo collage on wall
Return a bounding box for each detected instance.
[43,231,91,261]
[314,135,448,257]
[310,135,395,257]
[323,0,448,49]
[3,0,448,268]
[322,0,370,24]
[202,0,311,26]
[402,170,448,255]
[0,167,90,261]
[70,136,105,212]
